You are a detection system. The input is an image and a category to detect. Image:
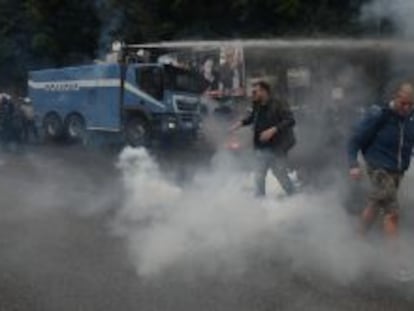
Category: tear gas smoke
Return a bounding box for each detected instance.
[361,0,414,38]
[115,147,414,284]
[94,0,124,58]
[361,0,414,98]
[114,33,414,284]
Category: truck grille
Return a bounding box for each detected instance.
[176,100,198,112]
[180,114,194,122]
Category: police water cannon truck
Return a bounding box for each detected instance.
[28,41,206,146]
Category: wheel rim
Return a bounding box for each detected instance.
[46,118,58,136]
[128,123,146,146]
[131,125,144,141]
[47,124,55,136]
[68,118,84,138]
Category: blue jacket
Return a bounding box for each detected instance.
[348,105,414,173]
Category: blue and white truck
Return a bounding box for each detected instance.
[28,44,205,146]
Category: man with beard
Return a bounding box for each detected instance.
[231,80,296,197]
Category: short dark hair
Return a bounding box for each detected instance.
[252,80,271,95]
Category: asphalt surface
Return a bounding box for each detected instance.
[0,145,413,311]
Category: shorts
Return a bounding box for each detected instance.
[367,167,402,213]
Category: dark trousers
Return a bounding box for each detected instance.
[22,120,39,143]
[255,149,295,196]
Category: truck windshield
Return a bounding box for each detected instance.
[136,66,163,100]
[164,65,206,94]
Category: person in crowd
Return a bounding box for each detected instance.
[20,97,38,143]
[348,82,414,280]
[230,80,297,197]
[0,94,15,149]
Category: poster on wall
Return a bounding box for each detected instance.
[160,44,245,99]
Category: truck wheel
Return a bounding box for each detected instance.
[125,116,150,147]
[43,113,64,140]
[65,114,87,143]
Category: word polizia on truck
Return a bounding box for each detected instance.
[28,42,206,147]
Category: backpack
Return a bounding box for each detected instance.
[360,107,389,153]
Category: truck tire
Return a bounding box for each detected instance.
[65,114,87,143]
[125,116,150,147]
[43,113,64,141]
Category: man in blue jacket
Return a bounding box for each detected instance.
[348,83,414,240]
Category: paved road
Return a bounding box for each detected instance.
[0,146,413,311]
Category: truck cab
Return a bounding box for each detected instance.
[124,63,203,146]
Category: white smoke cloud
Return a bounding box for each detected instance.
[114,147,402,284]
[361,0,414,37]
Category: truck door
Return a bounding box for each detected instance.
[136,66,164,102]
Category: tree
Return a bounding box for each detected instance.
[25,0,101,65]
[0,0,31,90]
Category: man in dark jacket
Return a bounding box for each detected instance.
[348,83,414,240]
[0,94,15,147]
[231,80,296,196]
